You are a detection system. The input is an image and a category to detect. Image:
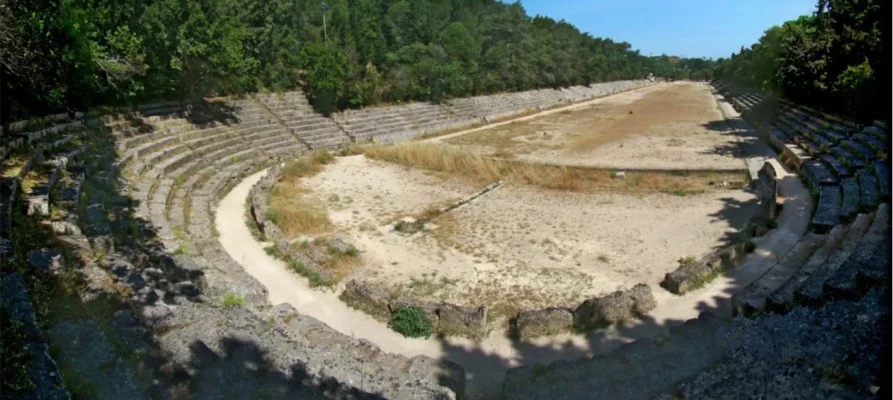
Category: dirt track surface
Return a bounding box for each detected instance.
[301,155,757,322]
[441,82,748,170]
[217,88,811,400]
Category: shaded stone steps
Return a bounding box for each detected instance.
[790,213,873,307]
[823,203,891,300]
[857,169,880,210]
[658,289,886,400]
[764,223,850,313]
[840,177,861,219]
[817,153,852,178]
[828,145,865,169]
[732,232,828,318]
[504,312,731,400]
[872,161,890,200]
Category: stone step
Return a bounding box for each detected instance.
[802,160,837,187]
[817,154,852,178]
[503,312,730,400]
[791,213,873,307]
[764,224,850,313]
[857,169,880,210]
[871,161,890,201]
[828,145,865,169]
[841,139,875,161]
[852,132,886,155]
[823,203,890,299]
[812,185,842,230]
[732,232,828,318]
[840,177,861,219]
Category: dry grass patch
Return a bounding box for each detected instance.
[358,142,742,195]
[1,155,29,178]
[266,151,335,238]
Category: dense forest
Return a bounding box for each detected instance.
[1,0,716,121]
[714,0,888,122]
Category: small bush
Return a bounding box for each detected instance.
[264,245,278,256]
[222,293,246,308]
[388,307,433,339]
[744,239,757,253]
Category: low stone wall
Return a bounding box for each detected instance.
[659,162,775,295]
[248,163,284,241]
[247,163,341,284]
[340,280,489,340]
[515,284,657,339]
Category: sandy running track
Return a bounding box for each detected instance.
[215,102,811,400]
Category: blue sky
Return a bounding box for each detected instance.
[514,0,816,59]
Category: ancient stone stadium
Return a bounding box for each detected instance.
[2,75,889,399]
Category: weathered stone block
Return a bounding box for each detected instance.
[516,307,574,339]
[339,280,392,321]
[574,284,656,331]
[27,248,64,275]
[437,303,488,339]
[758,161,778,222]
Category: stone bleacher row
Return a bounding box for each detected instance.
[0,95,469,397]
[714,81,890,231]
[501,82,890,399]
[1,81,657,398]
[331,80,653,143]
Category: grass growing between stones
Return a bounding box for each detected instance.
[0,306,35,395]
[388,306,433,339]
[266,151,334,238]
[222,293,246,308]
[358,142,741,195]
[288,260,328,288]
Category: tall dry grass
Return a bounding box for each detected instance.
[359,142,742,195]
[266,150,335,238]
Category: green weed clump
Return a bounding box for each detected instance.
[222,293,246,308]
[388,306,433,339]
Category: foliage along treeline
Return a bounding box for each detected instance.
[1,0,715,121]
[714,0,889,122]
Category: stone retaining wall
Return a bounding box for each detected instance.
[658,162,774,295]
[340,280,489,340]
[516,284,657,339]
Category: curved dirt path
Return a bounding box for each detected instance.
[215,95,811,399]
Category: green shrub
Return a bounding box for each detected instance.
[222,293,246,308]
[263,208,280,224]
[744,239,757,253]
[388,306,433,339]
[289,260,327,287]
